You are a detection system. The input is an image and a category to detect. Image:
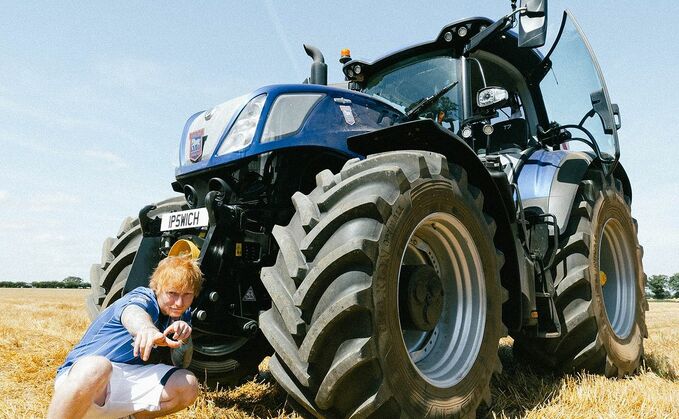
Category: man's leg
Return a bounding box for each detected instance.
[134,369,199,419]
[47,356,112,419]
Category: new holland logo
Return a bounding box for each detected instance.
[189,129,207,163]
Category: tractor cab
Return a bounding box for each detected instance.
[344,4,621,175]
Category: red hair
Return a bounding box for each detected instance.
[149,255,203,295]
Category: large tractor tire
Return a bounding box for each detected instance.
[260,151,506,418]
[514,170,647,377]
[87,196,267,386]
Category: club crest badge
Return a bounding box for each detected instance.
[188,129,206,163]
[339,105,356,126]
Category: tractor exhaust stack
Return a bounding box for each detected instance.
[303,44,327,85]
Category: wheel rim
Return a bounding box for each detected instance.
[398,212,486,387]
[599,218,636,339]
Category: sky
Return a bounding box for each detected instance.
[1,1,677,283]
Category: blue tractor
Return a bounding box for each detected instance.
[88,1,647,417]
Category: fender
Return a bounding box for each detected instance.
[612,161,633,202]
[347,119,525,330]
[516,149,593,234]
[515,149,633,234]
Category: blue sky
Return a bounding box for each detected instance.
[1,1,677,282]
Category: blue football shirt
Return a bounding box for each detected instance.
[57,287,191,376]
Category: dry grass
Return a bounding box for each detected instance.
[0,289,677,418]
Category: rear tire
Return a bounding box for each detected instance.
[260,151,506,418]
[513,171,647,376]
[87,196,267,386]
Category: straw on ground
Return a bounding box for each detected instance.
[0,289,676,418]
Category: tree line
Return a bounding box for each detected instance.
[0,276,91,289]
[647,273,679,300]
[0,273,677,297]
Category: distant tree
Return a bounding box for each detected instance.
[62,276,85,288]
[648,274,669,299]
[668,273,679,298]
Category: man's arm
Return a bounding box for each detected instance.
[171,337,194,368]
[163,319,193,367]
[121,305,181,361]
[121,305,157,335]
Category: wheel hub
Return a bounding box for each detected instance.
[399,265,444,331]
[398,212,487,387]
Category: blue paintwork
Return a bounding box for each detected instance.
[175,84,403,178]
[516,149,568,201]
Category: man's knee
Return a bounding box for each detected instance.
[68,356,112,388]
[165,369,199,406]
[183,372,199,404]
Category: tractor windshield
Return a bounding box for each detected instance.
[540,11,620,164]
[363,54,463,131]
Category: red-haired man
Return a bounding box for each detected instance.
[48,255,203,419]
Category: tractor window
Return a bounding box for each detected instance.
[539,12,619,163]
[363,54,463,131]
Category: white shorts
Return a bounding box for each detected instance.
[54,362,178,419]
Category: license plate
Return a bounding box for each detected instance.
[160,208,209,231]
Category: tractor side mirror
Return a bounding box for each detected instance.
[518,0,548,48]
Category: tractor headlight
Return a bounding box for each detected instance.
[217,94,267,156]
[261,93,324,143]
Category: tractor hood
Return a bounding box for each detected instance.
[176,84,403,178]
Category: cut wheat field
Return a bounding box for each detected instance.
[0,289,676,418]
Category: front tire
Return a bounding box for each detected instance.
[260,151,506,418]
[514,171,647,376]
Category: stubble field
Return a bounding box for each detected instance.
[0,288,677,418]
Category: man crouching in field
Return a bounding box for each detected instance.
[48,255,202,418]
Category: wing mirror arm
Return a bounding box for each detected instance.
[465,8,524,55]
[466,0,548,54]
